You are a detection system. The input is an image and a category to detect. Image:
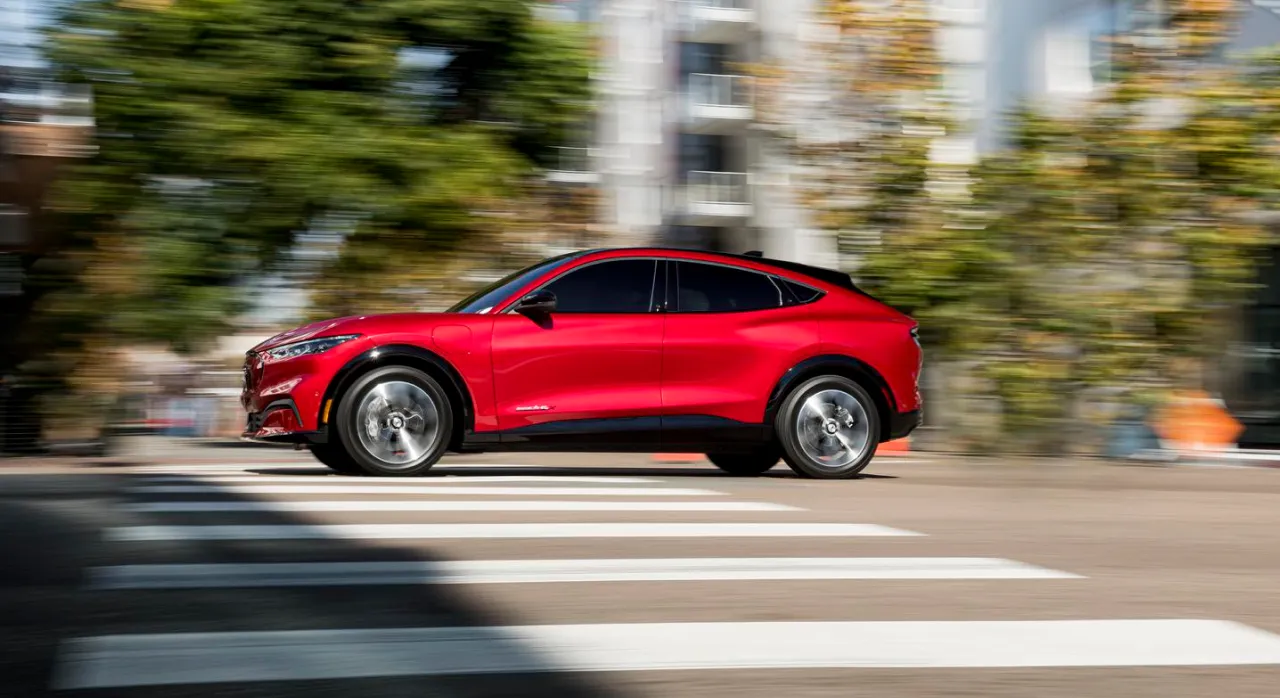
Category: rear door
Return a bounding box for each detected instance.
[660,259,821,446]
[489,257,664,440]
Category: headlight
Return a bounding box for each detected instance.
[264,335,360,362]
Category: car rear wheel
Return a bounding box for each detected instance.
[776,375,880,480]
[335,366,453,477]
[706,450,780,476]
[307,441,362,475]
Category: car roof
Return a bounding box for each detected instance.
[577,246,869,296]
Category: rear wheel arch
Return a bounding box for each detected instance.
[321,344,474,450]
[765,355,897,443]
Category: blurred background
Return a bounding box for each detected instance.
[4,0,1280,459]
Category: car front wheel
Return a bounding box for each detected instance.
[776,375,881,480]
[334,366,453,477]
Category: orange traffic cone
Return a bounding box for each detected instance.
[878,437,911,455]
[652,453,706,463]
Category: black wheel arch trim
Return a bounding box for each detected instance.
[321,344,475,445]
[765,355,899,441]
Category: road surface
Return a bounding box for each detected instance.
[4,449,1280,696]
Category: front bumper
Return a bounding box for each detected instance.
[888,409,922,442]
[243,399,328,444]
[240,337,372,442]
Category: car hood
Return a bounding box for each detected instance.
[250,313,468,352]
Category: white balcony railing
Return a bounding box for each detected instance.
[0,83,94,127]
[682,0,754,42]
[688,73,752,109]
[691,0,750,9]
[686,171,750,205]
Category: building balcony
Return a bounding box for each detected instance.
[671,171,752,223]
[1,82,96,158]
[1,121,96,158]
[545,147,601,184]
[679,0,755,43]
[683,74,753,134]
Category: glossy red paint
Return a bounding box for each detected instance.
[491,313,664,429]
[661,302,819,424]
[240,247,921,451]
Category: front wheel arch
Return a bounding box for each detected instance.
[321,344,473,451]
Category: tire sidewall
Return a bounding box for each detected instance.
[335,365,453,477]
[776,375,881,479]
[307,442,362,475]
[706,450,780,476]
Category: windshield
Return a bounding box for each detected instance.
[446,252,583,314]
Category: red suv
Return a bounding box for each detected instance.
[242,247,921,479]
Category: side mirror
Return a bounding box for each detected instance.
[513,289,557,316]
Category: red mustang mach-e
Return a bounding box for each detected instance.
[241,247,922,479]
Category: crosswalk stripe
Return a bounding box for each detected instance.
[127,485,723,496]
[105,522,922,541]
[53,619,1280,688]
[88,557,1082,589]
[122,500,799,513]
[136,475,662,484]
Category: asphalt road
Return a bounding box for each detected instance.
[5,449,1280,697]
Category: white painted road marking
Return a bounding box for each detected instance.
[127,485,724,497]
[105,522,922,541]
[54,619,1280,688]
[138,475,662,484]
[122,500,800,513]
[88,557,1081,590]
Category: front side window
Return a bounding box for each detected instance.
[540,259,658,314]
[675,261,785,313]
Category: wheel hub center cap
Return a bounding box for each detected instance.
[388,415,405,430]
[824,421,839,435]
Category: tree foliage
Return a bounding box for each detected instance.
[765,0,1277,452]
[25,0,592,431]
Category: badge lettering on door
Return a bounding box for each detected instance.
[515,405,553,412]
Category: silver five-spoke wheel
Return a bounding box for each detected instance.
[354,380,441,469]
[795,388,871,469]
[335,365,454,476]
[776,376,881,479]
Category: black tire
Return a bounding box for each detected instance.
[706,450,780,476]
[334,365,454,477]
[307,441,363,475]
[775,375,881,480]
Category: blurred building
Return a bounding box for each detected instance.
[0,0,96,453]
[545,0,1280,264]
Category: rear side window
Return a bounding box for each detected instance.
[675,261,785,313]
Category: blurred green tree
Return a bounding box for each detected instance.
[763,0,1277,453]
[25,0,592,438]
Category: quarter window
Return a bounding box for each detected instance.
[779,279,823,304]
[675,261,785,313]
[541,259,657,314]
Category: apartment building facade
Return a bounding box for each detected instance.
[545,0,1280,263]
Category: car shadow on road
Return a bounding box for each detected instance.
[247,466,899,480]
[1,475,631,698]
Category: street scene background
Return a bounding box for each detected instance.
[8,1,1280,696]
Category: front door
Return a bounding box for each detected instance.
[489,257,664,445]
